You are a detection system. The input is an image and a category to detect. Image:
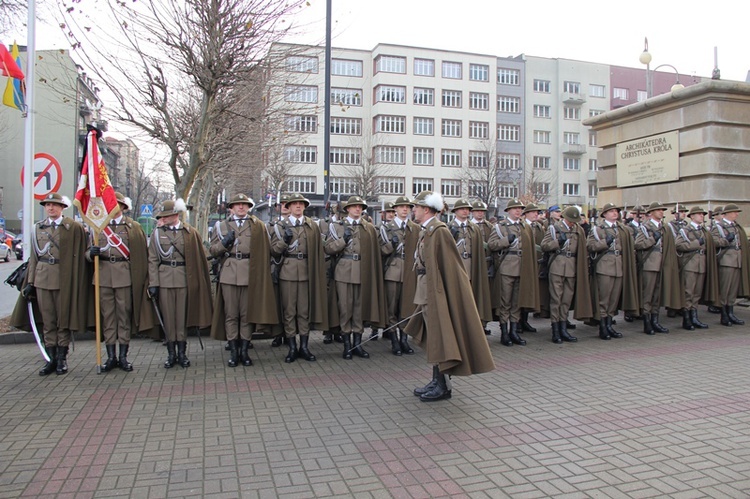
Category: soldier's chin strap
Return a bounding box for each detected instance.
[346,309,423,353]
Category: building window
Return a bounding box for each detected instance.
[441,179,462,197]
[637,90,648,102]
[499,183,519,198]
[375,55,406,74]
[563,157,581,171]
[589,131,597,146]
[533,104,551,118]
[285,84,318,103]
[330,147,362,165]
[498,96,520,113]
[533,182,550,197]
[413,117,434,135]
[588,182,598,197]
[441,149,461,167]
[590,84,605,98]
[330,117,362,135]
[286,176,316,194]
[564,106,580,120]
[330,58,363,77]
[375,85,406,103]
[413,87,434,106]
[331,177,357,196]
[613,87,629,100]
[534,130,551,144]
[330,88,362,107]
[285,115,318,133]
[498,153,520,170]
[442,61,462,79]
[413,147,434,166]
[468,181,488,199]
[534,156,551,169]
[377,177,405,195]
[413,177,433,195]
[414,58,435,76]
[375,115,406,133]
[442,89,462,108]
[469,92,489,110]
[374,146,405,165]
[286,56,318,73]
[589,109,604,117]
[589,159,598,171]
[564,132,580,145]
[285,145,317,164]
[469,151,489,168]
[563,183,580,196]
[533,79,550,93]
[469,63,489,82]
[498,124,520,142]
[468,121,489,139]
[564,81,581,94]
[497,68,519,85]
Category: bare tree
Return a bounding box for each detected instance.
[57,0,305,236]
[520,164,554,206]
[461,137,522,205]
[0,0,26,36]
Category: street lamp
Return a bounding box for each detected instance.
[639,37,685,98]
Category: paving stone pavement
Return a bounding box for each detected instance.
[1,308,750,498]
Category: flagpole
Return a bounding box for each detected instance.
[93,240,103,373]
[22,0,36,263]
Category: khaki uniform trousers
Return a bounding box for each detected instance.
[548,274,574,323]
[37,289,71,347]
[597,274,622,318]
[222,283,254,341]
[280,279,310,337]
[498,274,521,323]
[100,286,132,345]
[641,270,662,314]
[159,287,188,342]
[336,282,363,334]
[719,266,740,306]
[385,280,402,327]
[684,271,706,310]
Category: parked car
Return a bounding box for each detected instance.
[0,241,10,262]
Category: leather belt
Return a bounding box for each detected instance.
[102,256,129,263]
[285,253,308,260]
[230,253,251,260]
[461,252,472,259]
[341,254,361,260]
[556,250,575,257]
[506,250,522,256]
[607,250,621,256]
[688,249,705,255]
[38,257,58,264]
[416,268,426,275]
[160,260,186,267]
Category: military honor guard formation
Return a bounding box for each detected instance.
[8,171,750,402]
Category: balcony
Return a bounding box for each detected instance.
[587,170,598,181]
[562,92,586,104]
[563,144,587,155]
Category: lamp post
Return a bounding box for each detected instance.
[639,37,685,98]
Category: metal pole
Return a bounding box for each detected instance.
[323,0,332,212]
[22,0,37,262]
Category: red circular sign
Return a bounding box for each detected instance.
[20,153,64,200]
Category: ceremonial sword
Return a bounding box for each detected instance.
[27,301,51,362]
[346,309,423,353]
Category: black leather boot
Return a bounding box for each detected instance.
[606,316,622,338]
[334,333,344,343]
[643,314,655,335]
[102,344,118,372]
[298,335,316,362]
[598,319,611,340]
[728,306,745,325]
[500,323,512,346]
[566,320,577,330]
[228,340,239,367]
[390,330,402,356]
[651,313,669,333]
[399,329,414,355]
[708,305,721,314]
[509,323,527,346]
[284,336,298,363]
[118,344,133,372]
[56,346,69,375]
[520,311,537,332]
[164,342,176,368]
[342,334,353,360]
[323,332,333,344]
[691,309,708,329]
[240,340,253,366]
[666,308,677,318]
[39,346,57,376]
[369,330,379,341]
[720,305,733,326]
[271,335,284,347]
[414,365,439,396]
[176,341,190,368]
[682,310,695,331]
[420,371,452,402]
[224,341,231,351]
[352,333,370,358]
[624,312,634,322]
[559,321,578,342]
[551,322,562,344]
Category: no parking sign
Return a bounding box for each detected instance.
[20,153,63,200]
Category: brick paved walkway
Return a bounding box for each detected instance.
[1,309,750,498]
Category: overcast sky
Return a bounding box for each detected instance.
[286,0,748,82]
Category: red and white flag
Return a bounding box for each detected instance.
[74,126,119,232]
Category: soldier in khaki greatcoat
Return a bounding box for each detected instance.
[470,200,495,336]
[634,202,671,335]
[87,192,151,372]
[269,193,328,363]
[710,203,750,326]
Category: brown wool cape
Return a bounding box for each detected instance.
[660,225,685,310]
[358,220,387,328]
[399,219,421,320]
[738,225,750,298]
[11,217,91,332]
[519,223,540,311]
[183,223,214,329]
[404,218,495,377]
[571,224,594,320]
[211,216,278,340]
[465,223,493,322]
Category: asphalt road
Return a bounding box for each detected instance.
[0,256,24,317]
